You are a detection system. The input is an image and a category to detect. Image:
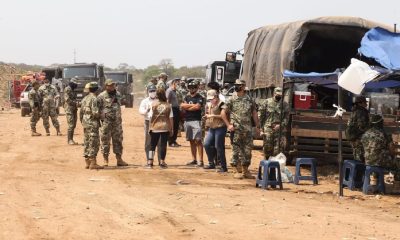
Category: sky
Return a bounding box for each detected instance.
[0,0,398,69]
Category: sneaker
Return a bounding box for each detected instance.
[186,160,197,165]
[169,143,180,147]
[203,165,216,170]
[197,161,204,167]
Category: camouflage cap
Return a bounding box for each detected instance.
[84,83,91,93]
[147,84,156,92]
[274,87,283,95]
[159,72,168,78]
[181,76,187,81]
[70,78,78,84]
[187,79,199,87]
[234,79,246,85]
[105,79,115,86]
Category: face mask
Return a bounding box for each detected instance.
[149,92,156,99]
[234,86,242,92]
[275,95,282,101]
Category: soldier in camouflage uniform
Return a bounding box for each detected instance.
[97,79,129,167]
[29,80,42,136]
[146,76,158,92]
[258,87,289,159]
[156,72,168,90]
[64,78,79,145]
[225,79,260,179]
[176,76,188,136]
[38,76,61,136]
[79,82,103,170]
[346,96,369,162]
[361,114,400,193]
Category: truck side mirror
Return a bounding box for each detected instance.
[128,74,133,83]
[225,52,237,62]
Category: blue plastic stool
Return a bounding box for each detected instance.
[342,160,365,190]
[294,158,318,185]
[362,165,385,194]
[256,160,283,190]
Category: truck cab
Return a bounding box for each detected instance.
[104,71,134,108]
[61,63,105,101]
[205,52,242,96]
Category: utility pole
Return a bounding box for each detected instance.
[73,49,76,63]
[394,23,397,33]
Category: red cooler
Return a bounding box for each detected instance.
[294,91,311,109]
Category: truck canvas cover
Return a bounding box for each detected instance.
[242,16,391,89]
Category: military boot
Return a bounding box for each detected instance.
[89,157,104,170]
[67,130,77,145]
[103,154,109,167]
[56,127,62,136]
[116,154,128,166]
[45,128,50,136]
[232,165,243,179]
[242,166,255,179]
[84,157,90,169]
[31,129,41,136]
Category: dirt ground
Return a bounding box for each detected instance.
[0,106,399,240]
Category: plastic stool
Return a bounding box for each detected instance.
[294,158,318,185]
[362,165,385,194]
[256,160,283,190]
[342,160,365,190]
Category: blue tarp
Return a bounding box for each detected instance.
[283,70,400,90]
[359,27,400,70]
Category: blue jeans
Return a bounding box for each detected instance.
[204,127,227,169]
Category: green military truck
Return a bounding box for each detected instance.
[61,63,105,101]
[104,71,134,108]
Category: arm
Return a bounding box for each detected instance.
[138,99,149,115]
[91,97,100,119]
[258,100,266,128]
[220,109,230,127]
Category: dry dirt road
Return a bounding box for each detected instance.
[0,106,399,240]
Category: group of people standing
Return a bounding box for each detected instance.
[29,75,128,169]
[140,74,288,179]
[346,96,400,191]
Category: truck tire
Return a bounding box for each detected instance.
[125,95,134,108]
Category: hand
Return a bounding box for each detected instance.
[228,124,235,132]
[273,124,280,131]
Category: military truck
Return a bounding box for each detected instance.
[60,63,105,101]
[205,52,242,96]
[104,71,134,108]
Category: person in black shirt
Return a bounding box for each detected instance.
[180,80,204,166]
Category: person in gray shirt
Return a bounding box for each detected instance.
[166,78,180,147]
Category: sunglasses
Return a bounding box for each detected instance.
[188,86,197,89]
[149,90,156,93]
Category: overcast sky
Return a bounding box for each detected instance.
[0,0,398,69]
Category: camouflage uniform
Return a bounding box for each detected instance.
[38,83,60,133]
[97,90,124,158]
[226,94,256,167]
[361,124,400,180]
[28,87,42,133]
[64,86,78,137]
[258,97,289,159]
[80,92,100,158]
[346,105,369,162]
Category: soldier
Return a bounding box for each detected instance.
[346,96,369,162]
[64,78,79,145]
[156,72,168,90]
[80,82,103,170]
[146,76,158,92]
[29,80,42,136]
[198,79,207,99]
[97,79,129,167]
[38,75,61,136]
[361,114,400,193]
[225,79,260,179]
[258,87,289,159]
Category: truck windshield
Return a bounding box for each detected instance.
[105,73,127,83]
[63,66,96,78]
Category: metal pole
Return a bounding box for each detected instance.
[338,86,344,197]
[395,24,397,33]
